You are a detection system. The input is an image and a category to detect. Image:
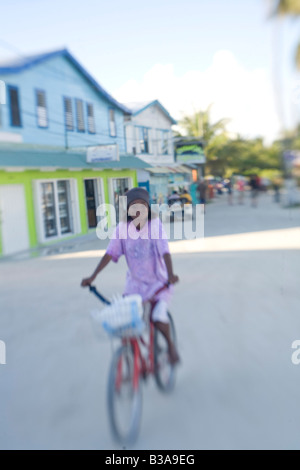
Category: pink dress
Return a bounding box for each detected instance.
[106,217,173,304]
[237,180,245,191]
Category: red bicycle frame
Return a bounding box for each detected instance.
[118,283,169,391]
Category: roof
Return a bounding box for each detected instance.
[125,100,177,125]
[146,164,192,175]
[174,137,205,148]
[0,48,131,115]
[146,166,173,175]
[172,165,192,174]
[0,146,151,170]
[124,101,150,114]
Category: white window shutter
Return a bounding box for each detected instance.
[148,128,154,155]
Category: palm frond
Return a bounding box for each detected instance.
[274,0,300,16]
[296,42,300,69]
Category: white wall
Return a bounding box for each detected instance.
[137,169,150,183]
[125,103,175,165]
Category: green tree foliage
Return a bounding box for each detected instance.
[179,104,230,142]
[274,0,300,15]
[273,0,300,68]
[179,107,281,177]
[206,137,281,177]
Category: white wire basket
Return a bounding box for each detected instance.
[90,294,145,338]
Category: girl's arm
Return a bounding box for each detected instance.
[163,253,179,285]
[81,253,112,287]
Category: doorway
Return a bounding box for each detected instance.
[0,185,29,255]
[84,179,104,229]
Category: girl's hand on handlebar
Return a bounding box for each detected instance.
[81,276,95,287]
[168,274,179,285]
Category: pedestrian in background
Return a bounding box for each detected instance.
[197,179,207,204]
[168,190,180,205]
[237,178,245,205]
[273,178,281,203]
[226,179,233,205]
[208,181,214,200]
[189,181,198,205]
[197,178,207,213]
[249,175,259,208]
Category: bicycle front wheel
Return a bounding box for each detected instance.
[107,344,142,445]
[154,313,177,393]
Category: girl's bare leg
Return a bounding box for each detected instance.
[154,321,180,365]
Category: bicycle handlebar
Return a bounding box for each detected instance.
[88,282,170,305]
[88,285,111,305]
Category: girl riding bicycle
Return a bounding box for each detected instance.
[81,187,180,364]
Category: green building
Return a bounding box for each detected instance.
[0,144,149,256]
[0,49,151,257]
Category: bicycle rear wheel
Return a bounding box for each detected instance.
[154,313,177,393]
[107,344,142,445]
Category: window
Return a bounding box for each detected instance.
[36,90,48,128]
[87,103,96,134]
[40,180,73,239]
[111,178,131,223]
[161,130,169,155]
[109,109,116,137]
[8,86,21,127]
[41,182,57,238]
[63,97,73,131]
[57,180,72,234]
[139,127,149,154]
[75,99,85,132]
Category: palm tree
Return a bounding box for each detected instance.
[179,104,230,144]
[274,0,300,15]
[267,0,300,135]
[272,0,300,68]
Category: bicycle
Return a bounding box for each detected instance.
[88,283,177,445]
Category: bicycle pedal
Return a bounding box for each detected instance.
[142,371,148,382]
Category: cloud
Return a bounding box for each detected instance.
[114,50,280,143]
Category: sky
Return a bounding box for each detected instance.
[0,0,299,143]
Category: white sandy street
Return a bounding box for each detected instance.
[0,192,300,450]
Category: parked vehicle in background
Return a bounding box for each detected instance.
[163,188,193,222]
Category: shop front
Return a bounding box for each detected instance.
[108,176,134,222]
[138,166,193,205]
[0,147,149,256]
[174,138,206,180]
[167,165,193,193]
[84,178,105,229]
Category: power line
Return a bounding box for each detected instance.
[18,88,176,145]
[0,39,176,148]
[2,97,176,147]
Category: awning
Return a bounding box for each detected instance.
[171,165,192,174]
[147,166,173,174]
[0,145,152,170]
[146,164,192,175]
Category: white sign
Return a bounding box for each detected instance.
[87,144,119,163]
[0,80,6,105]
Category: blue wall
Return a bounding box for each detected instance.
[0,55,126,153]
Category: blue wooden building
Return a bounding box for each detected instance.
[0,48,130,149]
[0,49,149,256]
